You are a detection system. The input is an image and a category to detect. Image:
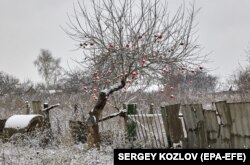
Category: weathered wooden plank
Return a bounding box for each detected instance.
[165,104,183,144]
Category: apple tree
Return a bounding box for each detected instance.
[65,0,205,147]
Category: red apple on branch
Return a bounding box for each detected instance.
[95,76,100,80]
[83,86,88,91]
[158,34,163,39]
[132,71,138,79]
[163,67,169,74]
[141,58,146,65]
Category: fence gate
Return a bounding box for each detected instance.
[126,103,168,148]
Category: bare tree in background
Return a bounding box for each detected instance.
[234,69,250,91]
[0,71,19,96]
[232,49,250,91]
[60,69,90,93]
[34,49,62,88]
[65,0,205,147]
[228,45,250,92]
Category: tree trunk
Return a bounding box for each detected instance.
[86,78,126,148]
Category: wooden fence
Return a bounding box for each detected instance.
[126,101,250,149]
[1,100,249,149]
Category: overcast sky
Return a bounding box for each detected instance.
[0,0,250,84]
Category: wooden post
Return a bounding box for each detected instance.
[25,101,30,114]
[123,103,128,134]
[127,103,137,141]
[41,103,53,146]
[165,104,183,148]
[160,105,170,148]
[73,104,78,121]
[43,103,50,131]
[43,103,50,123]
[149,103,154,123]
[32,101,42,114]
[149,103,154,114]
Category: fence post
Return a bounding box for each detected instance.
[25,101,30,114]
[160,105,170,148]
[43,103,50,124]
[127,103,137,141]
[32,101,42,114]
[41,103,54,145]
[149,103,154,114]
[122,103,128,133]
[148,103,154,124]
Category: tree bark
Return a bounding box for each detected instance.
[98,110,127,123]
[86,78,126,148]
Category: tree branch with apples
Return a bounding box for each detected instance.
[64,0,205,148]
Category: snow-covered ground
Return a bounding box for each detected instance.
[0,94,119,165]
[1,91,250,164]
[0,141,113,165]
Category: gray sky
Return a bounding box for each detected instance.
[0,0,250,84]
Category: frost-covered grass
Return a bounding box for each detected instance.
[1,91,250,164]
[0,93,117,165]
[0,141,113,165]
